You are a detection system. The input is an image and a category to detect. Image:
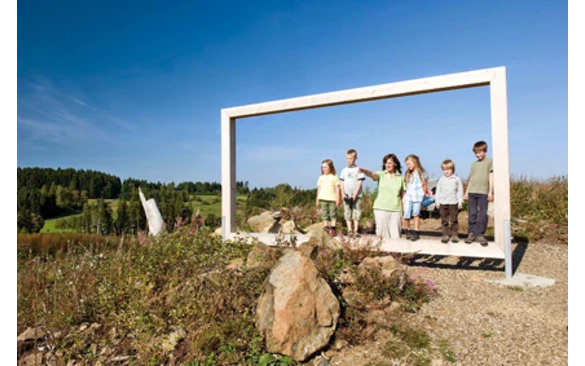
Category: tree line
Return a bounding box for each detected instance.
[17,167,250,234]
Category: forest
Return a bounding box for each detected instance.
[16,167,253,234]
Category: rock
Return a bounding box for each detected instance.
[280,220,298,234]
[256,251,340,361]
[301,229,343,251]
[17,327,46,342]
[247,211,281,233]
[246,243,283,269]
[357,255,402,277]
[304,222,325,235]
[19,352,43,366]
[161,327,186,353]
[313,355,331,366]
[213,227,222,237]
[297,242,320,260]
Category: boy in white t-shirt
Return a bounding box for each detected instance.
[339,149,366,237]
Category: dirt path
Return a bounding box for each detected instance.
[326,240,568,365]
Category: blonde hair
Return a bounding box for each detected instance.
[441,159,455,173]
[404,154,427,183]
[321,159,336,175]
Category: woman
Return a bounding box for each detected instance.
[359,154,406,239]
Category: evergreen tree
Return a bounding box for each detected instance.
[115,200,130,235]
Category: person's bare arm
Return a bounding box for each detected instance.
[353,180,363,201]
[488,171,494,202]
[315,186,321,208]
[359,168,378,181]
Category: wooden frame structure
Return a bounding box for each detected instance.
[221,67,513,278]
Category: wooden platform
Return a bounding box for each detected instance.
[224,233,505,259]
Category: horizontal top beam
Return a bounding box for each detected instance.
[222,67,502,119]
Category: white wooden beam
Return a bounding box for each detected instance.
[489,67,512,265]
[223,68,494,118]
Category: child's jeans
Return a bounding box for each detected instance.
[403,200,422,219]
[467,193,488,236]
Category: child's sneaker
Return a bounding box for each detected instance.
[410,230,420,242]
[329,227,337,237]
[405,229,412,240]
[476,235,488,246]
[464,233,476,244]
[451,235,459,243]
[441,235,449,243]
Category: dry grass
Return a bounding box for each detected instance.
[18,227,440,364]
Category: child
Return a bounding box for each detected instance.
[359,154,405,239]
[403,154,428,241]
[316,159,341,236]
[339,149,366,237]
[435,159,464,243]
[464,141,494,246]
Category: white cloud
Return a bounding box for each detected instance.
[18,79,136,145]
[17,116,76,143]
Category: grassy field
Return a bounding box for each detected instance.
[40,195,247,233]
[189,194,247,218]
[41,200,119,233]
[41,216,79,233]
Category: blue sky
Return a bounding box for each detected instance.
[17,0,567,190]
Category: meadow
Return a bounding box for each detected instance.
[20,176,567,364]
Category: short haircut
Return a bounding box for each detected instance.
[441,159,455,172]
[473,140,488,153]
[346,149,357,157]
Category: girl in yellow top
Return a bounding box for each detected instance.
[316,159,341,236]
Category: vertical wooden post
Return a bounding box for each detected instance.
[221,111,236,237]
[490,67,512,274]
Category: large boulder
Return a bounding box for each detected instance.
[247,211,281,233]
[256,251,340,361]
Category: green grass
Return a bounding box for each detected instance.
[40,200,118,234]
[41,215,80,233]
[190,194,247,218]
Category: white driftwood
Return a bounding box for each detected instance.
[139,187,164,235]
